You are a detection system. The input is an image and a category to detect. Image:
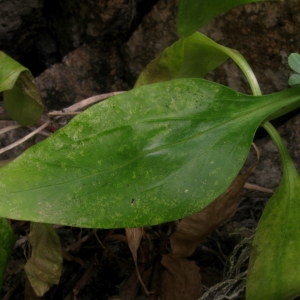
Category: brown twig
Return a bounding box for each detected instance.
[0,121,50,155]
[0,124,22,135]
[0,91,126,156]
[47,111,80,117]
[48,91,125,116]
[243,182,273,193]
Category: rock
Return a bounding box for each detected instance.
[43,0,137,54]
[0,0,157,77]
[0,0,50,74]
[122,0,178,84]
[123,0,300,94]
[201,1,300,94]
[35,43,130,109]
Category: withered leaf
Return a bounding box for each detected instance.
[125,227,150,295]
[170,166,256,258]
[24,223,63,297]
[161,254,203,300]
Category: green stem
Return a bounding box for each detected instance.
[228,47,297,173]
[220,47,262,96]
[262,121,297,176]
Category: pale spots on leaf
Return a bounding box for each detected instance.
[0,78,294,228]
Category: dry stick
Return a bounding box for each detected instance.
[0,122,50,155]
[48,91,125,116]
[0,91,125,159]
[35,129,51,137]
[251,142,261,160]
[0,92,125,155]
[47,111,80,116]
[243,182,273,194]
[0,124,22,135]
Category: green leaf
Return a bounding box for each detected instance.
[0,52,27,91]
[288,53,300,86]
[0,51,43,125]
[0,218,15,287]
[135,32,229,87]
[247,123,300,299]
[135,32,261,96]
[288,73,300,86]
[0,79,300,228]
[24,223,62,297]
[288,53,300,74]
[247,172,300,299]
[177,0,269,37]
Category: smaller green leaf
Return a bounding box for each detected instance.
[247,169,300,299]
[135,32,261,96]
[247,123,300,299]
[288,53,300,74]
[0,51,43,125]
[24,223,62,297]
[177,0,269,37]
[288,74,300,87]
[135,32,229,87]
[0,52,27,91]
[0,218,15,287]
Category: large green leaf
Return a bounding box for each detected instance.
[246,122,300,299]
[0,79,300,228]
[0,51,43,125]
[0,218,15,287]
[177,0,269,37]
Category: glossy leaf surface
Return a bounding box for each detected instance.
[0,51,43,125]
[135,32,260,95]
[0,79,300,228]
[247,124,300,299]
[177,0,268,37]
[135,32,228,87]
[0,218,15,286]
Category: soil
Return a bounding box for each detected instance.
[1,0,300,299]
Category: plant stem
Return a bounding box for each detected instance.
[220,47,262,96]
[262,121,298,176]
[229,48,297,173]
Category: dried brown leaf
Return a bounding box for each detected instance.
[125,227,144,262]
[24,223,63,297]
[161,254,203,300]
[125,227,150,295]
[119,264,147,300]
[170,166,256,258]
